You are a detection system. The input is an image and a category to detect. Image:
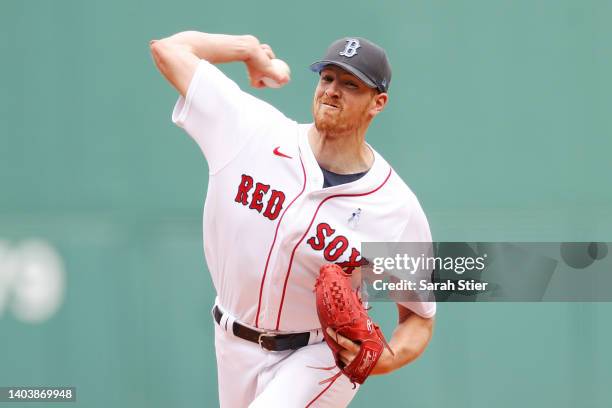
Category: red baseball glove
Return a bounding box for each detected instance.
[314,263,393,386]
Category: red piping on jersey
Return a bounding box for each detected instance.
[254,154,307,328]
[275,167,393,330]
[305,372,341,407]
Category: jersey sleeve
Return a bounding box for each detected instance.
[171,59,292,174]
[396,202,437,318]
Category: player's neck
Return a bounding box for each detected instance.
[308,125,374,174]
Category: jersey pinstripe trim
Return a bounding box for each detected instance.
[274,167,394,330]
[305,369,341,407]
[254,155,307,328]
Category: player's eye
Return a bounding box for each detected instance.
[322,74,334,83]
[345,81,358,88]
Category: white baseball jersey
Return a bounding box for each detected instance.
[172,59,435,333]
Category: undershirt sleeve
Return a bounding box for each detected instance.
[171,59,291,174]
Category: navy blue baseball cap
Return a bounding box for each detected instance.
[310,37,392,93]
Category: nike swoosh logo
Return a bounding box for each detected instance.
[273,146,292,159]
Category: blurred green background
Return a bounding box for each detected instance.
[1,0,611,407]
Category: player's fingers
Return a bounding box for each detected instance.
[339,350,356,365]
[327,328,360,352]
[247,72,265,89]
[260,43,276,59]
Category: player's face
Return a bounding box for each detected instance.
[312,66,383,136]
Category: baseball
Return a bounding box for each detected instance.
[262,59,291,88]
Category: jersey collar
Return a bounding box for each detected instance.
[297,124,392,195]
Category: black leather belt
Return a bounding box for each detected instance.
[213,305,311,351]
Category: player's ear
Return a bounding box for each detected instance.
[370,92,388,117]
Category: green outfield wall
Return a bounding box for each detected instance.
[1,1,611,407]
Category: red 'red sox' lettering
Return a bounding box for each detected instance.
[307,222,366,273]
[306,222,335,250]
[325,236,349,261]
[249,182,270,212]
[234,174,286,220]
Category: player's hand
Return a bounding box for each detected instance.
[326,328,396,375]
[245,43,290,88]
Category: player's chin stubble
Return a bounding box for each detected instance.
[313,103,352,136]
[313,101,369,137]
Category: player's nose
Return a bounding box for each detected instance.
[324,81,341,98]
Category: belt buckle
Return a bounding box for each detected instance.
[258,332,276,351]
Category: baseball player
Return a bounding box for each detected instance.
[150,32,436,407]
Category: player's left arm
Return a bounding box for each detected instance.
[330,303,434,375]
[330,197,436,373]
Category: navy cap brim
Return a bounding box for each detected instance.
[309,60,377,89]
